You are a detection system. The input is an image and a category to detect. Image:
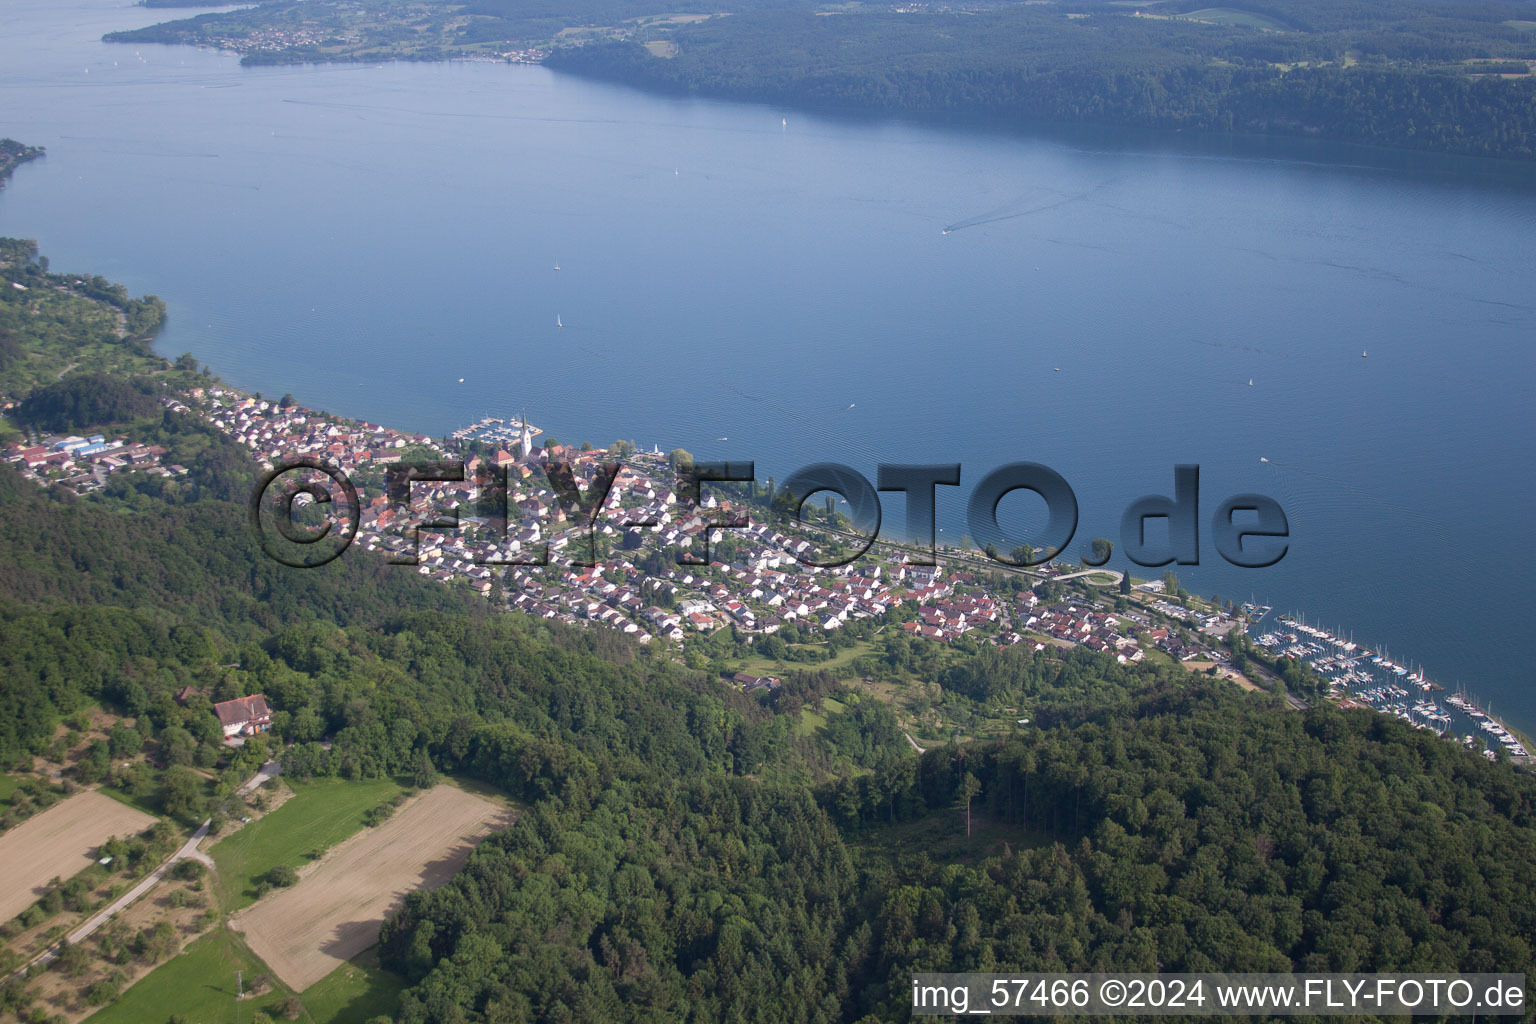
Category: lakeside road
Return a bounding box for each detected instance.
[1052,569,1125,585]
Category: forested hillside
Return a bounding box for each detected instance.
[548,0,1536,160]
[380,683,1536,1022]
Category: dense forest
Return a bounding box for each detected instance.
[105,0,1536,159]
[548,0,1536,161]
[379,683,1536,1022]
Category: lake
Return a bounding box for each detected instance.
[2,0,1533,730]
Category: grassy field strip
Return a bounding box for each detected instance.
[300,948,408,1024]
[82,929,299,1024]
[1181,7,1291,29]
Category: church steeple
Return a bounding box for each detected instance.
[519,411,533,459]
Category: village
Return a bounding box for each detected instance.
[24,381,1487,727]
[13,383,1530,769]
[184,390,1245,677]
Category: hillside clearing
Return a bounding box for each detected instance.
[230,785,511,990]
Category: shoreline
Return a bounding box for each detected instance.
[0,141,45,190]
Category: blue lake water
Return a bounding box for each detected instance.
[2,0,1533,730]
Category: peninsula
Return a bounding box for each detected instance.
[104,0,1536,161]
[0,140,44,189]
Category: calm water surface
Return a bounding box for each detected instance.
[2,0,1533,729]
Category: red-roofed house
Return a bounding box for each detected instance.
[212,695,272,738]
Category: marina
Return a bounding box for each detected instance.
[448,414,544,448]
[1249,609,1531,763]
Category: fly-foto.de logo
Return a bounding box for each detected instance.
[251,457,1288,572]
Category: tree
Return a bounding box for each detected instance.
[411,750,438,789]
[84,979,120,1006]
[107,722,143,758]
[17,373,159,431]
[138,920,176,962]
[174,352,199,372]
[172,859,205,881]
[54,939,88,977]
[160,725,197,767]
[1089,537,1114,565]
[1120,572,1132,596]
[1162,570,1180,595]
[266,864,299,887]
[161,765,204,821]
[958,772,981,837]
[668,448,694,476]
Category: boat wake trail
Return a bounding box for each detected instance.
[942,179,1118,234]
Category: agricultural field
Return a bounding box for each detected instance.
[230,785,511,990]
[0,790,156,922]
[209,776,402,912]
